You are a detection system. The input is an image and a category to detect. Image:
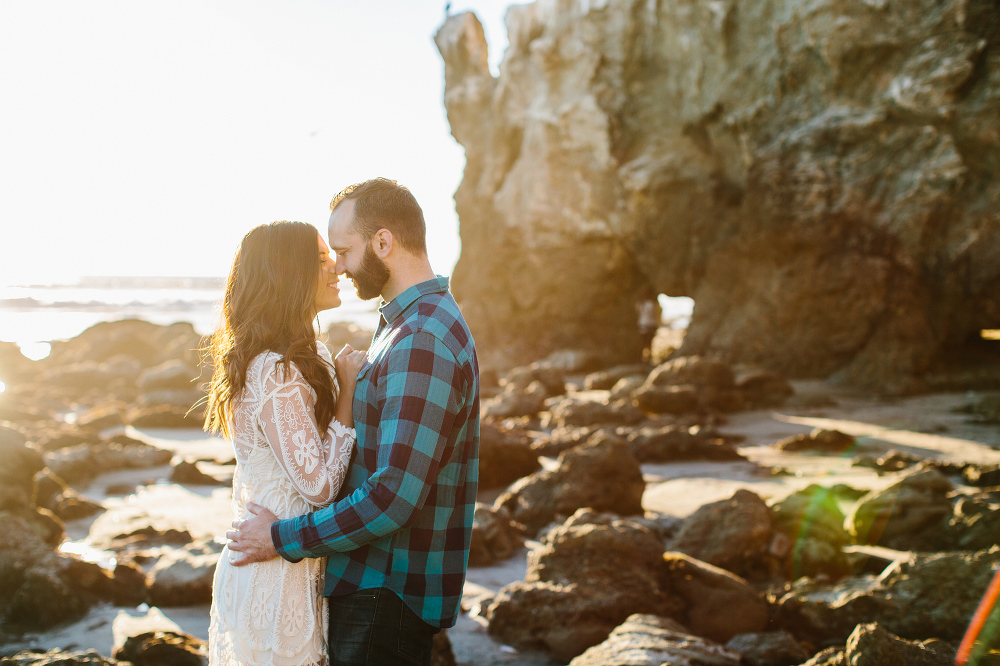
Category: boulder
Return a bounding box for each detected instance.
[853,449,924,474]
[500,363,567,398]
[114,630,207,666]
[632,385,700,415]
[52,493,105,521]
[45,320,194,369]
[481,380,547,419]
[775,429,857,454]
[147,540,220,606]
[632,356,747,414]
[134,388,206,414]
[531,426,598,458]
[646,357,736,391]
[0,427,46,511]
[169,460,227,486]
[541,397,645,429]
[0,514,89,632]
[774,547,1000,644]
[478,422,541,489]
[660,552,770,643]
[468,503,524,567]
[827,622,955,666]
[846,467,953,550]
[625,425,745,463]
[323,321,375,352]
[948,493,1000,551]
[495,432,645,536]
[668,489,778,580]
[769,485,852,579]
[568,614,742,666]
[724,630,811,666]
[584,364,650,391]
[486,510,678,662]
[42,362,124,391]
[736,370,795,410]
[0,650,123,665]
[35,428,102,452]
[609,375,646,403]
[45,439,173,485]
[36,472,106,521]
[137,360,199,391]
[963,464,1000,487]
[110,559,150,606]
[0,341,38,385]
[75,403,127,431]
[127,404,202,428]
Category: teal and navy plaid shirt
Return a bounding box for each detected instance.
[272,276,480,628]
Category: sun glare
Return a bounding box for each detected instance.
[19,342,52,361]
[0,380,5,394]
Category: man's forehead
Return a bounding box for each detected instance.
[328,199,358,244]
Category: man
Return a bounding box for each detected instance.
[227,178,480,665]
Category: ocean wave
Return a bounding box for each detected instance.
[0,297,222,310]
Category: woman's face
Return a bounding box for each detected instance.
[313,233,342,313]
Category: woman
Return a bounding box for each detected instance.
[204,220,366,666]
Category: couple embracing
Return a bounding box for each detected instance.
[203,178,480,666]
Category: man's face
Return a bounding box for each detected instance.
[329,199,390,301]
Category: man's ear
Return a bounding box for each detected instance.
[371,229,393,259]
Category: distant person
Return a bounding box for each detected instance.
[227,178,481,666]
[204,221,366,665]
[637,287,662,363]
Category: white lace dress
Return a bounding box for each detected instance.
[209,345,355,666]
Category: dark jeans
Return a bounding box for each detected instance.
[327,588,439,665]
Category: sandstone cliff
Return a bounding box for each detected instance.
[436,0,1000,391]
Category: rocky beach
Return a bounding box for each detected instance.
[0,318,999,664]
[2,0,1000,662]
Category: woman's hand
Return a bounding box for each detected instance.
[334,344,366,387]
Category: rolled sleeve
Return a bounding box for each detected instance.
[272,519,307,563]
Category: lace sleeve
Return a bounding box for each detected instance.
[255,358,356,507]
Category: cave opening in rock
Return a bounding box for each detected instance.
[649,295,692,365]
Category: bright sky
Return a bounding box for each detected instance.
[0,1,523,286]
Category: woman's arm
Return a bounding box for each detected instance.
[255,357,356,507]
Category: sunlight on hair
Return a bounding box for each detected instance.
[982,330,1000,341]
[18,341,51,361]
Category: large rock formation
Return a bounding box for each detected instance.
[436,0,1000,391]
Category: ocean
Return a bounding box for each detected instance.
[0,276,384,359]
[0,277,694,361]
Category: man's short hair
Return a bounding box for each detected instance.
[330,178,427,255]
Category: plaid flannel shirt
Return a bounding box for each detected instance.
[272,276,480,628]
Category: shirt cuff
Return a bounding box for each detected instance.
[272,518,307,563]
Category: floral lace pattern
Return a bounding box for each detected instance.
[209,344,355,666]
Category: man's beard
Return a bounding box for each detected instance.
[347,244,390,301]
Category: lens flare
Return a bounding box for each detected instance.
[957,564,1000,665]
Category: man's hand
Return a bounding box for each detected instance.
[226,502,279,566]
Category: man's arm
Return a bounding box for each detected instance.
[272,329,465,562]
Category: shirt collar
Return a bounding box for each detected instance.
[378,276,450,324]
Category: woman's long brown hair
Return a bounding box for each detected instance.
[204,221,336,439]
